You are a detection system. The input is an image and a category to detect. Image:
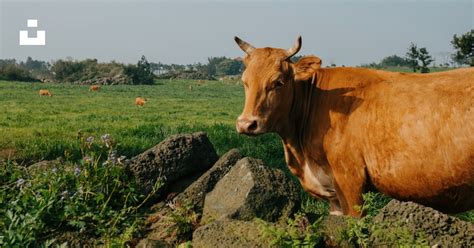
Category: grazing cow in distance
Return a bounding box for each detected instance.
[89,85,101,91]
[135,97,146,106]
[39,89,52,97]
[234,36,474,216]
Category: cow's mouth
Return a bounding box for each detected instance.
[239,130,263,137]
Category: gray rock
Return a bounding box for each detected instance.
[174,149,243,210]
[192,218,270,248]
[138,149,242,247]
[202,157,301,223]
[371,199,474,247]
[28,158,64,174]
[128,132,218,196]
[136,238,172,248]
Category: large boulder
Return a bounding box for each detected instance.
[174,149,243,210]
[192,218,270,248]
[138,149,243,247]
[202,157,300,223]
[127,132,218,196]
[371,199,474,246]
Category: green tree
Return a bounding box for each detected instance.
[124,55,155,84]
[206,57,227,76]
[216,59,243,76]
[379,55,410,67]
[418,47,434,73]
[405,43,419,72]
[451,29,474,66]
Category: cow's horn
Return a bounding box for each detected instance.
[286,36,302,59]
[234,36,255,55]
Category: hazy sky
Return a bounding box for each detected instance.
[0,0,472,66]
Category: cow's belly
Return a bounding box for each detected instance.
[366,155,474,213]
[358,80,474,212]
[369,163,474,212]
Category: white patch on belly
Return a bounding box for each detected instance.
[302,162,336,199]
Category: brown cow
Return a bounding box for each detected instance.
[89,85,101,91]
[234,36,474,216]
[39,89,52,97]
[135,97,146,106]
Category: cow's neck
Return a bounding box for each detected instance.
[279,68,374,170]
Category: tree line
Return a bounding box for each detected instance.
[360,29,473,73]
[0,29,471,83]
[0,55,244,84]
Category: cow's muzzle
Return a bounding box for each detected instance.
[236,116,260,135]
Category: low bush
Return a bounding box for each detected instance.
[0,63,36,82]
[259,212,324,247]
[0,133,162,246]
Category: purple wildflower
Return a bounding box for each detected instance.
[86,136,94,145]
[74,166,81,176]
[83,155,93,164]
[16,178,25,187]
[108,150,118,164]
[101,134,112,147]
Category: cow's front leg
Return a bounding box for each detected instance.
[332,169,365,217]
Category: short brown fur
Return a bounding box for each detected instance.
[235,37,474,216]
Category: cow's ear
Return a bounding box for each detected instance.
[293,56,322,81]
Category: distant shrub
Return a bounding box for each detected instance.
[51,59,87,82]
[51,57,157,85]
[123,56,155,85]
[0,63,36,82]
[156,70,215,80]
[379,55,410,67]
[51,59,126,83]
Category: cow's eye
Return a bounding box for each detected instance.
[274,80,284,89]
[275,80,285,88]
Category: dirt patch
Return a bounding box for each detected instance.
[0,148,16,160]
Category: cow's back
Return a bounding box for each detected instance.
[340,68,474,212]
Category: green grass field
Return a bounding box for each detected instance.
[0,79,286,168]
[1,75,473,246]
[0,66,455,165]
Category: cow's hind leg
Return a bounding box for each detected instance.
[329,198,343,216]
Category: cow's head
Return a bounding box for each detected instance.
[235,36,321,136]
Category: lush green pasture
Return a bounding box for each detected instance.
[0,80,286,168]
[1,76,472,246]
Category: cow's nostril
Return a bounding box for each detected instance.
[248,120,258,131]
